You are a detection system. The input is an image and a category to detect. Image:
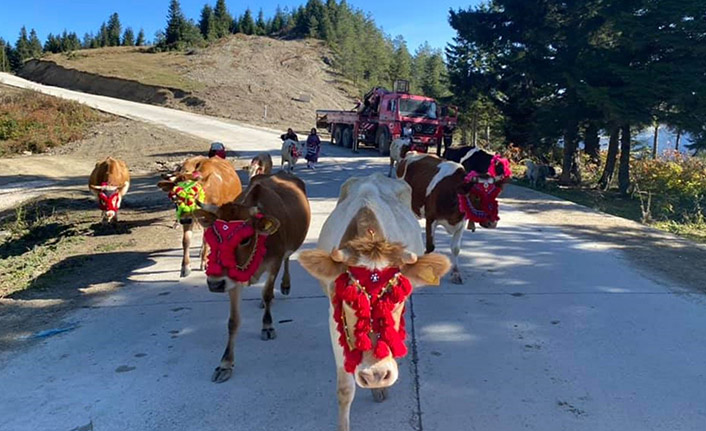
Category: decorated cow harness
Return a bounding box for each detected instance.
[457,154,512,224]
[169,173,206,222]
[333,266,413,373]
[97,183,120,213]
[203,216,269,282]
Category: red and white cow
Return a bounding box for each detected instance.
[281,139,305,172]
[88,157,130,223]
[299,173,450,431]
[397,150,511,284]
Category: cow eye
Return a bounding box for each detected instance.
[239,237,252,246]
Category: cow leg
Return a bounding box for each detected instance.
[180,223,193,277]
[280,256,291,295]
[212,287,242,383]
[261,264,281,340]
[448,221,465,284]
[425,218,436,253]
[199,239,209,272]
[336,367,356,431]
[388,158,395,178]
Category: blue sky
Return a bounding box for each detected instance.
[0,0,481,52]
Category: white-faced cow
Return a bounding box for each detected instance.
[194,171,311,383]
[88,157,130,223]
[281,139,305,172]
[299,173,450,431]
[249,152,273,179]
[158,156,242,277]
[397,150,511,284]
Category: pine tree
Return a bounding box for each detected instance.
[44,33,61,53]
[270,6,285,34]
[213,0,233,37]
[199,4,216,41]
[165,0,187,46]
[28,29,42,58]
[122,28,135,46]
[0,38,10,72]
[255,9,267,36]
[15,27,31,62]
[136,29,146,46]
[106,13,122,46]
[99,23,109,47]
[239,9,255,35]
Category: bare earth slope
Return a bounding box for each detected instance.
[24,35,355,130]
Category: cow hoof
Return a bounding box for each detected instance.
[211,367,233,383]
[450,271,463,284]
[280,284,291,296]
[425,246,435,254]
[180,267,191,278]
[371,388,388,403]
[258,299,265,309]
[261,328,277,340]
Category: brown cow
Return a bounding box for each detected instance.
[88,157,130,223]
[248,152,273,179]
[397,153,510,284]
[158,156,242,277]
[194,171,311,383]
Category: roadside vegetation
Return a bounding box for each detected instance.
[0,88,107,156]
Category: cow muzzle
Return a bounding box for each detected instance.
[207,278,227,293]
[355,355,399,389]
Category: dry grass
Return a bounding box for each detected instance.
[0,87,109,156]
[45,47,205,92]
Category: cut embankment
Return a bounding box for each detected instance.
[19,59,205,107]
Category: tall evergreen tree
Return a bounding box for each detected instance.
[98,23,109,47]
[15,27,31,62]
[28,29,42,58]
[165,0,187,46]
[199,4,216,41]
[239,9,255,35]
[122,28,135,46]
[0,38,10,72]
[136,29,146,46]
[213,0,233,37]
[389,36,412,83]
[44,33,61,53]
[255,9,267,36]
[106,13,122,46]
[270,6,285,34]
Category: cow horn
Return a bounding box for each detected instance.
[197,201,219,214]
[330,248,348,263]
[401,251,418,265]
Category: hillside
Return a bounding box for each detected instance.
[20,34,356,131]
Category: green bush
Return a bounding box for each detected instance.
[631,151,706,224]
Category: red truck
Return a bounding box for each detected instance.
[316,80,458,156]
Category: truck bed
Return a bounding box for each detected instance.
[315,109,359,129]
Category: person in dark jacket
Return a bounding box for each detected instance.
[280,128,299,142]
[305,128,321,170]
[208,142,226,159]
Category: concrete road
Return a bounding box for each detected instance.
[1,74,705,431]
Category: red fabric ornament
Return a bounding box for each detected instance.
[98,187,120,213]
[203,216,268,282]
[457,182,502,224]
[290,144,300,158]
[332,266,413,373]
[488,154,512,178]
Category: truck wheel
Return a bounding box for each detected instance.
[333,126,342,146]
[376,129,391,156]
[341,127,353,149]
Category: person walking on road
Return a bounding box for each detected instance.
[305,128,321,170]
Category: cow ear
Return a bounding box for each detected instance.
[254,215,280,235]
[157,180,174,192]
[194,209,217,228]
[299,249,345,281]
[401,253,451,286]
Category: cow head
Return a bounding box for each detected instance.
[299,234,450,389]
[249,160,264,179]
[195,202,280,293]
[457,155,512,229]
[90,183,121,222]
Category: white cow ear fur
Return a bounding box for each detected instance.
[299,249,346,281]
[401,253,451,286]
